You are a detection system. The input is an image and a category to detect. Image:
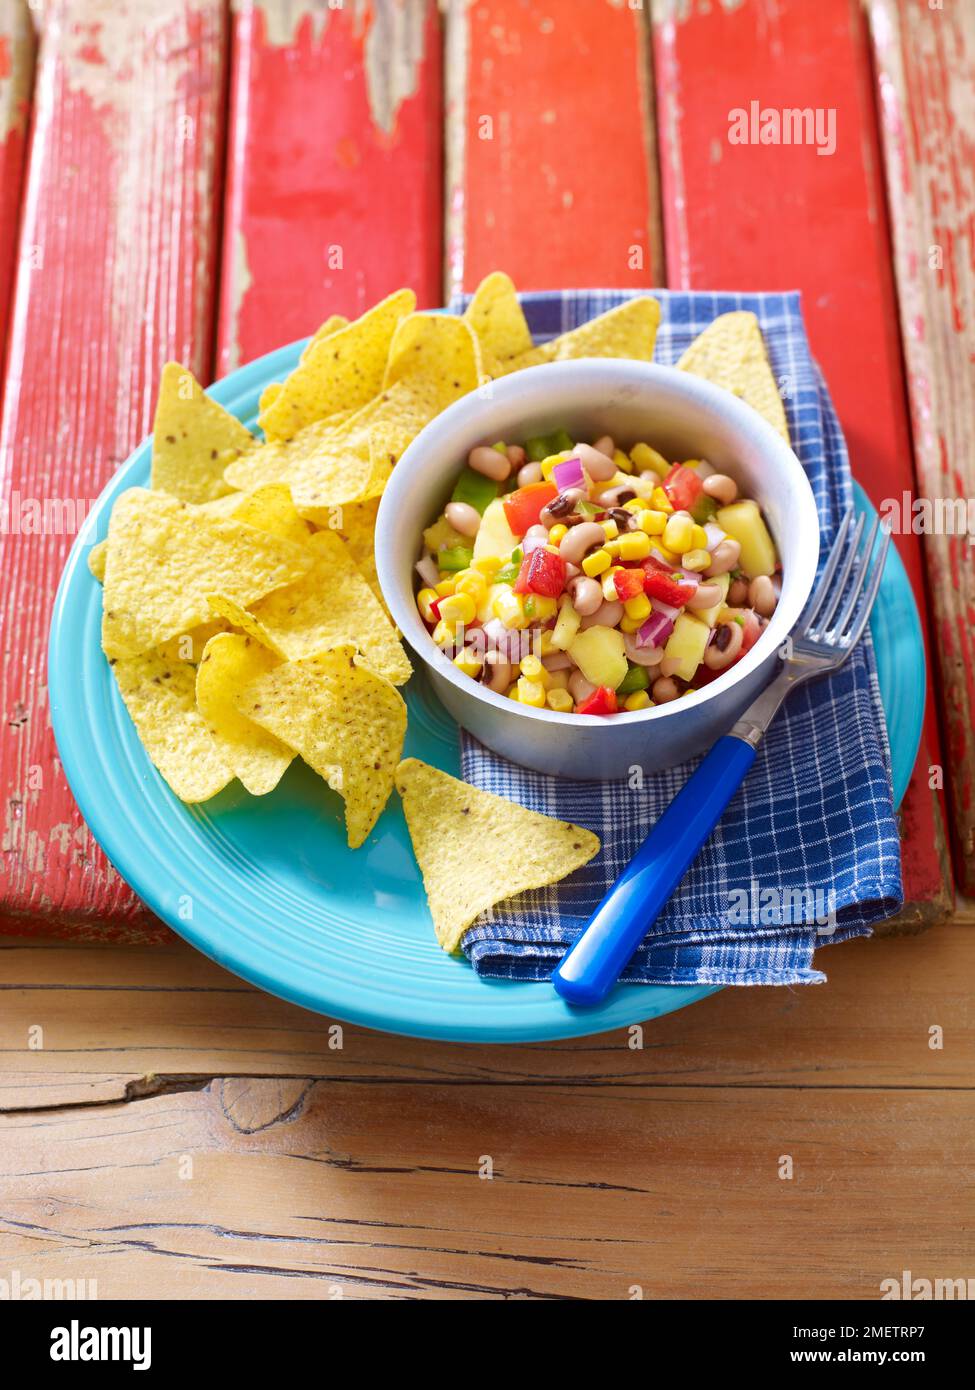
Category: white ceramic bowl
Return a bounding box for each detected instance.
[376,360,819,779]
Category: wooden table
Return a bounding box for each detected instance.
[0,1,973,1299]
[3,911,973,1299]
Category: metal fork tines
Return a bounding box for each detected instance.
[796,504,891,660]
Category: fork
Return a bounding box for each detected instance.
[552,505,892,1007]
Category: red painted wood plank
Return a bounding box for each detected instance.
[445,0,664,297]
[0,1,228,942]
[651,0,952,926]
[869,0,975,893]
[216,0,443,375]
[0,1,34,378]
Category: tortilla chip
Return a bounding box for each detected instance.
[497,297,661,377]
[300,313,350,363]
[395,758,601,953]
[334,497,385,611]
[88,539,107,582]
[237,646,406,847]
[157,619,229,664]
[224,417,390,513]
[677,311,789,442]
[195,633,293,795]
[463,271,534,377]
[112,650,232,802]
[100,488,313,659]
[205,592,284,657]
[259,289,415,441]
[150,363,255,504]
[258,382,282,417]
[224,484,313,545]
[207,530,409,683]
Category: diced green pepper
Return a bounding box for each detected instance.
[438,545,474,572]
[525,436,550,462]
[690,494,718,525]
[577,500,602,516]
[494,547,524,584]
[616,662,651,696]
[550,429,574,454]
[451,466,499,515]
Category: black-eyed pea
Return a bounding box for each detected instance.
[469,445,511,481]
[579,599,623,630]
[702,473,738,506]
[506,445,527,469]
[703,620,744,670]
[574,442,616,482]
[651,675,680,703]
[566,575,603,615]
[593,434,615,459]
[568,670,596,705]
[685,581,723,611]
[748,574,777,616]
[444,500,481,537]
[517,461,543,487]
[727,576,749,606]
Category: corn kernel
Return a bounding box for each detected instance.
[416,587,439,623]
[473,555,502,577]
[690,524,709,551]
[435,578,456,598]
[439,592,476,624]
[455,569,487,601]
[630,443,670,478]
[492,590,528,628]
[613,448,633,475]
[520,654,550,687]
[601,518,619,541]
[623,497,645,514]
[432,619,456,647]
[546,687,574,713]
[681,548,712,573]
[650,543,678,566]
[624,691,652,711]
[547,669,569,691]
[505,684,519,700]
[601,571,619,601]
[618,531,652,560]
[663,513,694,554]
[548,523,568,545]
[604,539,621,559]
[635,509,666,536]
[581,548,612,577]
[619,615,643,633]
[650,486,674,515]
[453,649,482,678]
[624,593,652,622]
[517,676,547,707]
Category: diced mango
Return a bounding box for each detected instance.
[694,572,731,629]
[550,599,582,650]
[715,499,777,579]
[473,497,519,561]
[568,626,628,690]
[663,612,711,682]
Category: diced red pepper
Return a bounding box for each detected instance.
[502,481,557,537]
[642,567,698,607]
[576,686,618,716]
[611,567,645,602]
[740,609,763,654]
[662,463,704,512]
[513,546,566,597]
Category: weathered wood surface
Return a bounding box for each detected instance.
[0,0,34,379]
[1,915,972,1299]
[651,0,952,931]
[868,0,975,894]
[216,0,443,375]
[0,1,227,942]
[444,0,664,298]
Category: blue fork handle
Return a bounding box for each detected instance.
[552,735,757,1006]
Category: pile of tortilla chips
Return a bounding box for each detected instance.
[91,273,785,945]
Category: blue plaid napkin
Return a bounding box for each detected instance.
[447,289,903,986]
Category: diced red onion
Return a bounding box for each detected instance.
[415,553,440,587]
[704,522,726,551]
[480,618,509,648]
[652,597,681,622]
[638,611,674,647]
[552,456,584,492]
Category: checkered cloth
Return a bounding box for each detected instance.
[447,289,903,986]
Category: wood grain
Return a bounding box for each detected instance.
[1,1076,970,1299]
[3,917,971,1089]
[0,0,34,382]
[651,0,953,931]
[444,0,664,298]
[0,1,227,942]
[868,0,975,893]
[216,0,443,374]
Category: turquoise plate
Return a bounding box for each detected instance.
[49,341,923,1042]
